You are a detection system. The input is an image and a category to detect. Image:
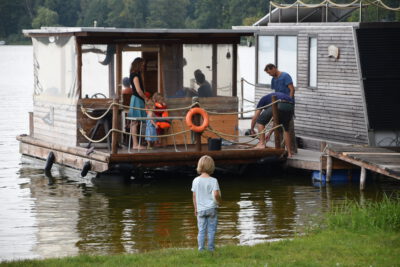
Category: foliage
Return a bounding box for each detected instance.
[31,7,59,29]
[1,0,399,44]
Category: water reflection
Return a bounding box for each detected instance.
[7,162,400,260]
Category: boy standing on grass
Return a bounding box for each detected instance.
[191,155,221,252]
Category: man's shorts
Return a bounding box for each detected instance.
[256,102,294,131]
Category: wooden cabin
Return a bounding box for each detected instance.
[18,27,286,174]
[236,1,400,149]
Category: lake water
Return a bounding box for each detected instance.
[1,46,399,261]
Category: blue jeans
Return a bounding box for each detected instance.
[197,208,218,251]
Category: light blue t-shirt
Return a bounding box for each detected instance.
[191,176,220,212]
[271,72,293,96]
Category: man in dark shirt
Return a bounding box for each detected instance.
[250,92,295,157]
[194,69,213,97]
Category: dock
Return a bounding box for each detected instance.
[326,145,400,182]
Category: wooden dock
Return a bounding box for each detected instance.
[325,145,400,189]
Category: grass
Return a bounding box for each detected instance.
[2,195,400,267]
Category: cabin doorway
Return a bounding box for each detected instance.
[122,48,160,98]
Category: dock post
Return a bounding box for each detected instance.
[360,167,366,190]
[111,44,122,154]
[271,95,281,149]
[326,156,332,183]
[192,97,202,152]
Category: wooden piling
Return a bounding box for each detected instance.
[192,97,202,152]
[111,44,122,154]
[360,167,366,190]
[326,155,332,183]
[271,95,281,149]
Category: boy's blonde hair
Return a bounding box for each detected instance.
[196,155,215,175]
[145,99,154,109]
[152,92,164,103]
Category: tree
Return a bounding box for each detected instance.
[107,0,149,28]
[32,6,59,28]
[146,0,189,28]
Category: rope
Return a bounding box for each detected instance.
[270,0,398,10]
[205,99,283,115]
[241,78,257,87]
[81,102,198,121]
[371,0,400,11]
[79,127,192,143]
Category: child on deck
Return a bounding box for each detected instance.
[191,155,221,252]
[152,93,170,147]
[144,99,158,149]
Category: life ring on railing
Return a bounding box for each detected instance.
[186,107,209,133]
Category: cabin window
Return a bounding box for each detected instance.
[81,44,118,99]
[309,37,317,88]
[257,35,297,86]
[257,36,275,84]
[178,44,233,98]
[32,36,77,100]
[277,36,297,86]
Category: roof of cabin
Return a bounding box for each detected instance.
[23,27,254,44]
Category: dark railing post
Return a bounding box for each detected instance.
[240,78,244,119]
[191,97,202,152]
[271,96,281,149]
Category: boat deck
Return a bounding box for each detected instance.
[18,135,286,173]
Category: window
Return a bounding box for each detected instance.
[257,36,275,84]
[309,37,317,87]
[277,36,297,86]
[257,35,297,86]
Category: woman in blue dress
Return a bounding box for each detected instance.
[128,57,147,150]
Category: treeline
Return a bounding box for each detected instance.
[1,0,399,44]
[0,0,268,44]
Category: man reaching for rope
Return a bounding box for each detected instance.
[250,92,295,157]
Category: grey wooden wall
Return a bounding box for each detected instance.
[33,99,77,146]
[255,24,368,145]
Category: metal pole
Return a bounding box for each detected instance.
[269,2,272,23]
[296,4,299,23]
[240,78,244,119]
[359,0,362,22]
[326,3,328,22]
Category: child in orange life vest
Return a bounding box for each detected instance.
[152,93,170,146]
[144,99,158,149]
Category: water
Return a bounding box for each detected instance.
[1,46,400,261]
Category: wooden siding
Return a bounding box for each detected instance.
[33,99,77,146]
[255,25,368,145]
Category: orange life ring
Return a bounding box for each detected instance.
[186,107,209,133]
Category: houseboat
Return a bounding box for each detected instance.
[236,0,400,150]
[17,27,287,176]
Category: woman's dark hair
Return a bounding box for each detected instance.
[194,69,205,84]
[130,57,144,73]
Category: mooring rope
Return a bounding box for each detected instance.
[204,99,283,115]
[80,102,198,121]
[79,127,192,143]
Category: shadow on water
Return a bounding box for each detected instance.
[11,159,400,259]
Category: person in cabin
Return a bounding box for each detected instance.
[191,155,221,252]
[144,99,158,149]
[249,92,295,157]
[152,92,170,147]
[264,63,297,154]
[194,69,213,97]
[128,57,147,150]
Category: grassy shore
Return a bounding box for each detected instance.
[2,196,400,267]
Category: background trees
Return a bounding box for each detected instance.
[0,0,398,44]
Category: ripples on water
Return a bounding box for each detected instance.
[1,46,400,261]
